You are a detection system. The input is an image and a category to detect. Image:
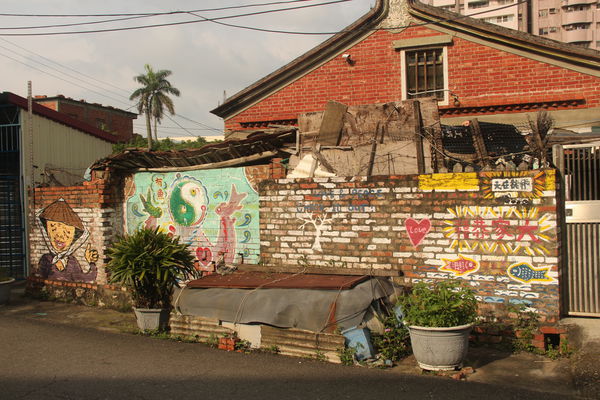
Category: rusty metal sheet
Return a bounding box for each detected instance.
[186,271,368,290]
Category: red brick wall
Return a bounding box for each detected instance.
[28,159,284,286]
[259,169,560,323]
[226,25,600,129]
[37,100,134,142]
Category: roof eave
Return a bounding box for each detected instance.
[1,92,120,144]
[210,0,388,119]
[408,0,600,70]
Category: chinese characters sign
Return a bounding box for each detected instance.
[443,206,555,255]
[491,177,533,192]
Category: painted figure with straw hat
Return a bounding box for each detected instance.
[36,199,98,282]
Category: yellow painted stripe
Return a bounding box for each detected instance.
[418,173,480,191]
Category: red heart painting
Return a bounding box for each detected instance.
[195,247,213,267]
[405,218,431,248]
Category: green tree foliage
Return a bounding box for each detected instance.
[112,135,221,154]
[130,64,180,150]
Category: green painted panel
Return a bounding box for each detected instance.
[125,167,260,266]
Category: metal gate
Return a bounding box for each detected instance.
[0,109,25,279]
[0,176,24,278]
[554,142,600,317]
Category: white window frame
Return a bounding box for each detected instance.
[401,46,450,106]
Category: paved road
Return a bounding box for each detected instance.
[0,314,573,400]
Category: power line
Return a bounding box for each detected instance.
[0,1,318,17]
[0,38,221,133]
[0,38,131,96]
[0,0,351,36]
[189,0,529,36]
[0,15,153,31]
[0,42,132,106]
[0,49,130,106]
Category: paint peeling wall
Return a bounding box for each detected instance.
[124,167,264,267]
[259,170,561,322]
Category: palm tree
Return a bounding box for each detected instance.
[130,64,180,150]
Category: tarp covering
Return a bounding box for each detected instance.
[174,277,395,332]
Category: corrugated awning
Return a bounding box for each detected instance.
[89,128,296,172]
[186,271,368,290]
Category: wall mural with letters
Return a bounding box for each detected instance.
[259,169,560,321]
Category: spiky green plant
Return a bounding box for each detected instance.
[106,228,197,308]
[401,280,478,327]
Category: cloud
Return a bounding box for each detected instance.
[1,0,371,136]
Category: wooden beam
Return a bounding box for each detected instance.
[133,151,277,172]
[469,118,490,167]
[413,101,426,174]
[318,101,348,146]
[237,263,403,277]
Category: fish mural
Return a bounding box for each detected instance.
[439,255,480,277]
[125,168,260,266]
[507,262,555,284]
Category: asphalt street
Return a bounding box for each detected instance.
[0,314,574,400]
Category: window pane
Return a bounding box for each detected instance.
[406,48,444,99]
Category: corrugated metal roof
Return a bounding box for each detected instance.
[0,91,120,144]
[89,128,296,172]
[186,271,368,290]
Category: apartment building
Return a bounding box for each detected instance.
[424,0,600,49]
[533,0,599,49]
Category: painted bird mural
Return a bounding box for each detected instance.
[139,188,162,229]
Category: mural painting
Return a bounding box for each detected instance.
[125,168,260,267]
[439,255,480,277]
[405,218,431,248]
[507,262,556,285]
[443,206,554,256]
[36,199,98,282]
[299,213,334,252]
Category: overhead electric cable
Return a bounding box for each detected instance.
[0,0,350,36]
[0,50,131,106]
[0,15,154,30]
[188,0,528,35]
[0,0,318,17]
[0,38,131,96]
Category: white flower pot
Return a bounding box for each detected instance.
[408,323,473,371]
[133,307,169,331]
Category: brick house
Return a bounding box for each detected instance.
[211,0,600,134]
[34,95,137,143]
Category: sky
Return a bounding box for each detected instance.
[0,0,374,139]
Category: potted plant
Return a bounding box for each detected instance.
[0,269,15,305]
[106,228,197,331]
[400,280,478,371]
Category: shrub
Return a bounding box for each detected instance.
[106,228,197,308]
[401,280,478,327]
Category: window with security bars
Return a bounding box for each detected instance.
[405,48,445,100]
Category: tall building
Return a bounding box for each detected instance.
[424,0,600,50]
[533,0,599,49]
